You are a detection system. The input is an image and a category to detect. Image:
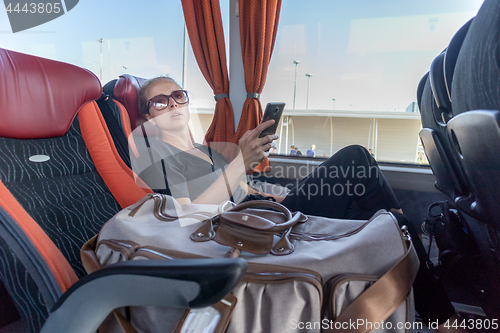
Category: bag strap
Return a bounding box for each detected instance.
[326,237,419,333]
[290,210,386,242]
[81,235,140,333]
[113,309,140,333]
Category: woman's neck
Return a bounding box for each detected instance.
[160,128,194,151]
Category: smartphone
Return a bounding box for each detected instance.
[259,102,285,138]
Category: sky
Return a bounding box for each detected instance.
[0,0,484,112]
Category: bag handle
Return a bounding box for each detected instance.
[221,200,305,233]
[228,200,291,216]
[192,200,308,255]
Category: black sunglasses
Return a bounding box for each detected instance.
[147,90,189,111]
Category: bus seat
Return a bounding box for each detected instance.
[418,17,474,198]
[417,13,475,215]
[447,111,500,228]
[429,52,452,125]
[418,15,478,214]
[418,73,469,206]
[0,48,245,333]
[447,0,500,224]
[0,47,131,330]
[451,0,500,116]
[422,17,474,128]
[426,0,500,317]
[0,202,245,333]
[444,0,500,224]
[443,18,473,102]
[113,74,148,130]
[96,89,132,168]
[95,75,147,168]
[446,110,500,318]
[416,72,428,110]
[97,74,152,168]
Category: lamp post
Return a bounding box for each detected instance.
[96,38,105,81]
[332,98,336,110]
[293,60,300,109]
[305,73,313,110]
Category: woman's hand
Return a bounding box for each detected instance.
[240,180,285,203]
[189,121,278,205]
[238,120,279,171]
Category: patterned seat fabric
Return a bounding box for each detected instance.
[0,118,121,278]
[0,47,149,333]
[0,205,61,332]
[97,74,148,168]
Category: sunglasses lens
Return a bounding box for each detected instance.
[149,91,189,111]
[172,90,188,104]
[150,95,169,110]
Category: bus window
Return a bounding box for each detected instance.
[262,0,482,164]
[0,0,482,163]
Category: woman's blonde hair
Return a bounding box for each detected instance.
[138,76,182,117]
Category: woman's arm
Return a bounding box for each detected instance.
[180,120,279,205]
[239,181,285,203]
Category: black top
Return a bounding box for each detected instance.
[132,139,246,202]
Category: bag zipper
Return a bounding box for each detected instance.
[130,246,210,260]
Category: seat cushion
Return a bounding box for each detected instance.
[0,117,121,278]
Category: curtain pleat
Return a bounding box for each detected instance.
[181,0,236,146]
[181,0,282,173]
[238,0,282,172]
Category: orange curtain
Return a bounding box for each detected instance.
[238,0,282,172]
[181,0,236,145]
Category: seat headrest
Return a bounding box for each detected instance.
[451,0,500,116]
[444,18,473,101]
[0,48,102,139]
[113,74,147,130]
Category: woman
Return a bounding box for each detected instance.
[136,76,401,219]
[135,76,463,332]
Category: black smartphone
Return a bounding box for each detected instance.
[259,102,285,138]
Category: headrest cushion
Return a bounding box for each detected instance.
[0,48,102,139]
[113,74,147,129]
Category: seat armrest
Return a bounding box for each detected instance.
[40,258,246,333]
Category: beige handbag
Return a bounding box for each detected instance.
[82,193,419,333]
